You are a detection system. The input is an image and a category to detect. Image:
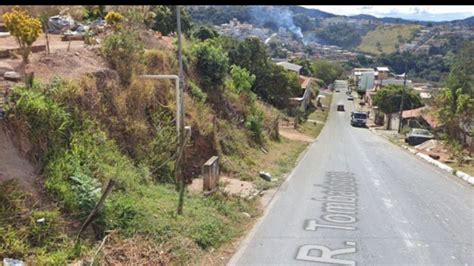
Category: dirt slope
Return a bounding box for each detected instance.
[0,126,39,199]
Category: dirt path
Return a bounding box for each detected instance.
[0,126,39,199]
[189,176,258,198]
[278,127,315,143]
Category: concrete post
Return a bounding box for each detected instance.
[202,156,219,191]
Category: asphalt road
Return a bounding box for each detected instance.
[229,90,473,265]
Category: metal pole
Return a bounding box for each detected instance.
[176,6,186,215]
[398,61,408,133]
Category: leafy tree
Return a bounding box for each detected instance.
[229,65,256,93]
[229,37,300,108]
[311,60,343,86]
[290,58,312,76]
[192,25,218,41]
[228,65,263,143]
[372,84,423,129]
[229,37,269,76]
[2,7,42,64]
[150,5,192,36]
[434,41,474,145]
[192,41,229,90]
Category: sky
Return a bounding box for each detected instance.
[301,6,474,22]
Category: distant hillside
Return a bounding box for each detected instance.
[449,16,474,26]
[357,24,422,55]
[288,6,336,19]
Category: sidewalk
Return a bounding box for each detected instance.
[369,127,474,186]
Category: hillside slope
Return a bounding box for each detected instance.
[357,24,422,55]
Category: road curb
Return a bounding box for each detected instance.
[372,130,473,185]
[400,144,474,185]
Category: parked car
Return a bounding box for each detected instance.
[337,104,345,111]
[347,95,354,101]
[405,128,434,146]
[350,111,368,127]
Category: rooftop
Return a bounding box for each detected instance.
[376,67,389,72]
[276,62,302,73]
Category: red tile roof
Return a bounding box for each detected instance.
[299,75,311,89]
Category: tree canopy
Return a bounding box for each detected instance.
[150,5,192,36]
[311,60,343,86]
[372,84,423,114]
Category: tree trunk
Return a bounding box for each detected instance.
[22,46,31,65]
[386,113,392,130]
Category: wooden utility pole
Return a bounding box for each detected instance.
[398,61,408,134]
[176,6,186,215]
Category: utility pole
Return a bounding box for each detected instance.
[176,6,186,215]
[397,61,408,134]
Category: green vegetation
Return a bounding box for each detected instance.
[2,7,42,64]
[228,37,301,109]
[314,23,365,49]
[372,84,423,129]
[433,41,474,157]
[102,30,145,85]
[0,180,89,264]
[311,60,344,86]
[191,40,229,89]
[150,5,192,36]
[192,25,219,41]
[1,6,337,264]
[357,24,421,55]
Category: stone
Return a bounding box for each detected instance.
[3,258,25,266]
[259,171,272,182]
[241,212,251,218]
[3,71,20,82]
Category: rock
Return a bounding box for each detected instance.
[0,61,14,76]
[259,171,272,182]
[241,212,251,218]
[4,71,21,82]
[3,258,25,266]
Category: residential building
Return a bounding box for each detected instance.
[276,61,302,74]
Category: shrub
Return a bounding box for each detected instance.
[192,41,229,90]
[102,30,144,85]
[104,11,124,31]
[2,7,42,64]
[7,85,73,166]
[188,80,207,103]
[245,108,264,144]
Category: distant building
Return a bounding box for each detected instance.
[399,43,416,53]
[358,71,375,92]
[376,67,389,80]
[276,62,302,74]
[352,68,374,85]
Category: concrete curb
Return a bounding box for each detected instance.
[371,129,474,185]
[399,144,474,185]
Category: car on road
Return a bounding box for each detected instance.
[350,111,368,127]
[347,95,354,101]
[337,104,345,111]
[405,128,434,146]
[335,89,340,92]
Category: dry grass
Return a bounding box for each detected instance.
[357,24,422,55]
